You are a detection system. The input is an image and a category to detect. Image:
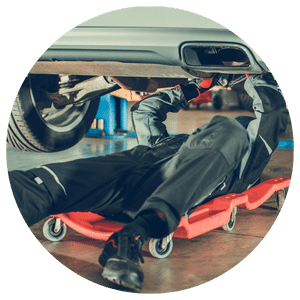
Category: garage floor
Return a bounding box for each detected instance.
[6,104,294,294]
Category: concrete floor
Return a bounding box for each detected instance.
[6,105,294,294]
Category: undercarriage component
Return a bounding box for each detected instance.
[48,75,120,108]
[59,75,119,104]
[110,76,189,93]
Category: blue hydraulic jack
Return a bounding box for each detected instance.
[86,94,129,139]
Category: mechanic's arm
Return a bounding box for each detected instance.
[245,73,288,150]
[131,87,187,146]
[131,78,216,146]
[239,73,289,181]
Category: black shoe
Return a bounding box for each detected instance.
[99,231,144,291]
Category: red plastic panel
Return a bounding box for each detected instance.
[174,177,290,239]
[52,177,290,241]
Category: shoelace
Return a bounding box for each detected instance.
[130,241,144,264]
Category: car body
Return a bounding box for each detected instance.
[7,7,267,152]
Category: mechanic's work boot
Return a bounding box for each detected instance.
[99,231,144,291]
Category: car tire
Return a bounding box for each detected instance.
[7,75,100,152]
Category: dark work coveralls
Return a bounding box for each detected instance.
[8,74,288,238]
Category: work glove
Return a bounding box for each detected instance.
[179,74,234,102]
[185,74,230,101]
[194,73,234,93]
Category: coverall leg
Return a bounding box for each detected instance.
[126,115,250,237]
[9,115,248,231]
[8,151,144,227]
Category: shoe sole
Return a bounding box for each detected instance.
[102,267,142,292]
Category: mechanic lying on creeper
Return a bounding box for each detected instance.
[9,73,288,291]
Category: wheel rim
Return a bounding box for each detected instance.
[155,239,170,255]
[227,218,235,229]
[48,219,63,237]
[227,207,237,230]
[29,75,91,133]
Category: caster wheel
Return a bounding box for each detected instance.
[148,238,173,259]
[222,206,237,232]
[276,188,286,210]
[43,217,67,242]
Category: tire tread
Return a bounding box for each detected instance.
[7,94,48,152]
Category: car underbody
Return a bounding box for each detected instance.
[7,20,268,152]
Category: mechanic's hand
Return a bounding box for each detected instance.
[196,75,218,94]
[180,74,229,102]
[195,73,233,93]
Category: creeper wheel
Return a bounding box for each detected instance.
[43,217,67,242]
[149,236,173,258]
[276,188,286,210]
[222,206,237,231]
